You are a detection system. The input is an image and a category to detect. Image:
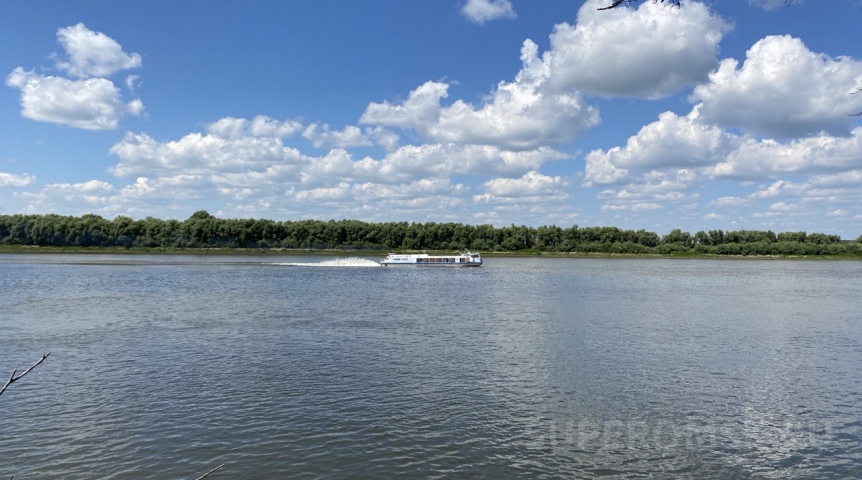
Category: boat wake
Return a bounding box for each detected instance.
[274,257,381,267]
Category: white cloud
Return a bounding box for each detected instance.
[361,40,600,150]
[473,171,568,203]
[481,171,567,197]
[809,170,862,188]
[108,119,568,189]
[6,68,144,130]
[365,1,728,152]
[585,106,862,188]
[17,180,116,213]
[595,170,698,213]
[302,124,373,149]
[546,0,731,99]
[125,75,140,94]
[711,127,862,179]
[55,23,142,78]
[706,196,750,208]
[14,176,214,217]
[601,202,663,212]
[584,151,630,186]
[692,35,862,138]
[585,109,734,187]
[292,178,466,206]
[365,127,400,151]
[769,201,796,211]
[750,180,791,199]
[7,25,144,130]
[0,172,36,187]
[109,130,306,177]
[360,81,448,129]
[206,116,303,140]
[368,143,567,183]
[572,29,862,231]
[461,0,517,24]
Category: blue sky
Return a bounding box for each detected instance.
[2,0,862,237]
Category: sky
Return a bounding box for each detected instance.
[2,0,862,237]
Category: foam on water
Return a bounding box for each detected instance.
[275,257,381,267]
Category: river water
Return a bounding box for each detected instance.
[1,254,861,479]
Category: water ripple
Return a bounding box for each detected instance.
[2,256,861,478]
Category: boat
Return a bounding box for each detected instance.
[380,250,483,267]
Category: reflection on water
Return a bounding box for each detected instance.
[1,255,861,478]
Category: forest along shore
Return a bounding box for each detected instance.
[1,212,861,258]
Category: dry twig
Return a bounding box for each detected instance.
[850,88,862,116]
[194,463,226,480]
[0,353,50,397]
[598,0,793,9]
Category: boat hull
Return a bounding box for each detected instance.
[380,250,483,267]
[380,261,482,267]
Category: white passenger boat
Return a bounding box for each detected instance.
[381,250,483,267]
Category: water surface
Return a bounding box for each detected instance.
[2,255,861,478]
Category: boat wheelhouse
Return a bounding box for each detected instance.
[381,250,482,267]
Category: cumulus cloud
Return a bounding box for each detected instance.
[769,201,796,212]
[705,196,750,208]
[110,126,565,188]
[6,68,144,130]
[17,180,116,213]
[125,75,140,94]
[711,127,862,179]
[0,172,36,187]
[108,130,305,177]
[827,208,849,217]
[546,0,731,98]
[302,124,373,149]
[7,25,144,130]
[461,0,517,24]
[365,126,400,151]
[809,170,862,188]
[206,116,303,140]
[369,143,567,183]
[750,180,793,199]
[585,109,734,187]
[360,81,448,129]
[55,23,142,78]
[361,0,733,152]
[585,102,862,199]
[13,176,217,217]
[692,35,862,138]
[473,171,568,203]
[361,41,599,150]
[585,111,862,215]
[595,169,699,212]
[292,178,466,206]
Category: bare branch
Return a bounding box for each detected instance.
[599,0,793,9]
[598,0,682,10]
[849,88,862,116]
[194,464,226,480]
[0,353,50,397]
[598,0,627,10]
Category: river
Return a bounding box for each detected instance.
[2,254,861,478]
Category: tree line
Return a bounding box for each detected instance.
[1,211,861,256]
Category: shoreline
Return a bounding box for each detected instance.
[1,245,861,260]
